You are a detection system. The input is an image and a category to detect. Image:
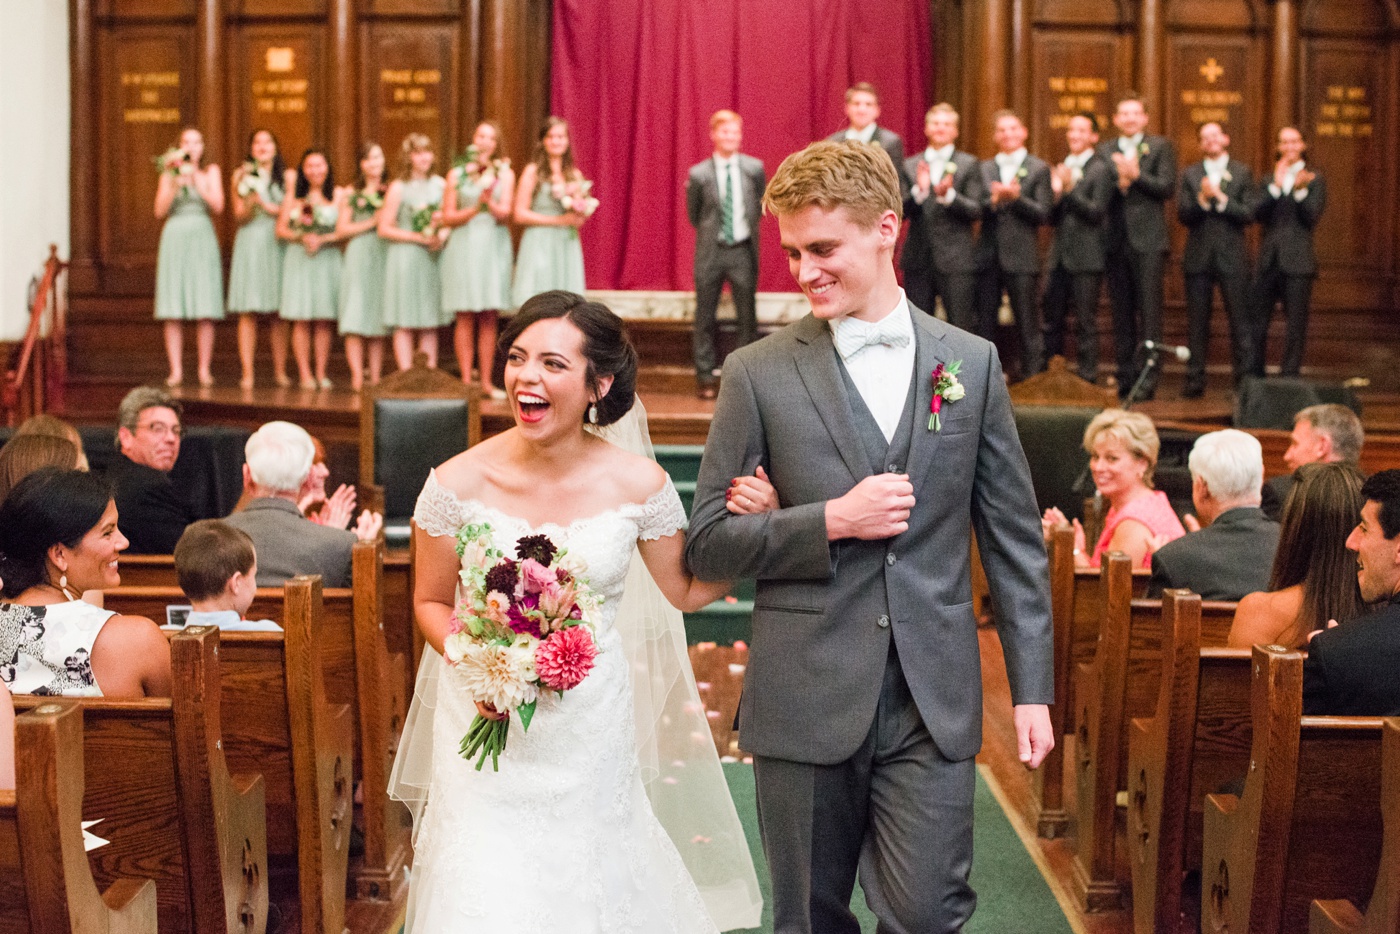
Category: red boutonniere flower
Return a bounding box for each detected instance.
[929,360,965,431]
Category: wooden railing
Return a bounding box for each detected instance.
[3,244,68,425]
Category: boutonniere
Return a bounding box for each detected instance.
[1221,169,1232,183]
[1016,167,1028,179]
[928,361,965,431]
[1138,141,1150,156]
[943,162,958,178]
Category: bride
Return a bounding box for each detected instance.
[393,290,769,931]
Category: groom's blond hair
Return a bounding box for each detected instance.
[762,141,902,229]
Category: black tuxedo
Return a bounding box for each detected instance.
[686,153,767,379]
[904,149,985,331]
[108,453,196,554]
[1252,171,1328,376]
[1147,506,1279,601]
[1099,134,1177,395]
[1303,593,1400,715]
[1043,152,1114,381]
[1177,157,1256,391]
[1259,472,1295,523]
[975,154,1052,375]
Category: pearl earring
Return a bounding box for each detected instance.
[59,574,68,592]
[588,404,599,425]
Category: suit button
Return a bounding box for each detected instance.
[886,553,897,566]
[877,615,890,628]
[887,463,900,473]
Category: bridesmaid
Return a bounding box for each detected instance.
[228,129,290,389]
[337,142,389,391]
[440,120,515,397]
[153,126,224,388]
[277,149,345,390]
[379,133,446,371]
[512,116,588,307]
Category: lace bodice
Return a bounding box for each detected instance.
[414,469,687,634]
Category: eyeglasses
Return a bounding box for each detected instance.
[137,421,182,439]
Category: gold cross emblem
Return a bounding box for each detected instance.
[1200,58,1224,83]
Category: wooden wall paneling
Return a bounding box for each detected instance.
[97,24,197,296]
[972,0,1013,153]
[71,0,100,294]
[330,0,358,173]
[231,24,326,184]
[1269,0,1300,133]
[1011,0,1032,117]
[360,21,460,172]
[936,0,967,115]
[1030,30,1127,163]
[1301,0,1389,38]
[480,0,549,178]
[364,0,456,20]
[1138,0,1165,115]
[196,0,225,161]
[101,0,195,20]
[1033,0,1129,27]
[1164,35,1262,177]
[232,0,326,20]
[456,0,483,157]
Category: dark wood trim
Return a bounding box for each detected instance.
[1269,0,1299,131]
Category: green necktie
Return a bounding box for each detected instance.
[721,163,735,245]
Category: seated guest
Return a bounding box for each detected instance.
[231,432,358,528]
[1261,403,1362,521]
[1042,408,1185,568]
[1303,469,1400,714]
[0,434,81,503]
[1149,429,1279,600]
[173,520,281,631]
[14,414,90,470]
[1230,462,1363,648]
[224,421,382,588]
[0,467,171,697]
[109,386,196,554]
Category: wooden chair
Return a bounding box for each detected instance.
[1070,557,1236,911]
[0,702,159,934]
[1008,355,1119,409]
[1203,645,1385,934]
[1125,592,1254,934]
[11,628,269,934]
[361,353,480,548]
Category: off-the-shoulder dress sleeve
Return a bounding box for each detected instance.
[628,475,688,542]
[414,469,463,538]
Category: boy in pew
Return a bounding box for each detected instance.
[172,520,281,632]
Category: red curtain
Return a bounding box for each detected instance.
[550,0,933,293]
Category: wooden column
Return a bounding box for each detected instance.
[329,0,357,172]
[975,0,1013,151]
[457,0,482,154]
[68,0,98,291]
[481,0,527,169]
[1137,0,1164,117]
[1269,0,1299,133]
[1010,0,1031,120]
[195,0,224,160]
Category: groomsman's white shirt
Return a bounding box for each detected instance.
[995,148,1027,185]
[844,124,878,145]
[711,154,751,243]
[1202,152,1231,210]
[1269,159,1312,202]
[829,291,916,443]
[914,144,957,206]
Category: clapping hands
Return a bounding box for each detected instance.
[1040,507,1088,565]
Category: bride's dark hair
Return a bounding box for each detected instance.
[498,290,638,427]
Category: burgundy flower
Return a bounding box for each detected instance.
[506,602,542,639]
[515,534,558,565]
[484,559,519,597]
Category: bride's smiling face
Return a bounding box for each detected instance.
[504,317,612,436]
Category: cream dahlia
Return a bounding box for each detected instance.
[451,639,539,712]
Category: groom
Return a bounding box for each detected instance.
[685,140,1054,933]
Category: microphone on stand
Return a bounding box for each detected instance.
[1142,340,1191,362]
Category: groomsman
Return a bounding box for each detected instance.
[1100,94,1176,399]
[905,103,985,332]
[1252,125,1327,377]
[1177,121,1255,397]
[975,109,1052,376]
[826,83,923,308]
[1043,112,1114,383]
[687,109,767,400]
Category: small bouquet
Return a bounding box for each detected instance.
[408,199,442,238]
[446,525,602,771]
[556,178,600,218]
[154,147,192,177]
[290,201,336,236]
[453,148,511,204]
[236,160,264,198]
[350,186,384,215]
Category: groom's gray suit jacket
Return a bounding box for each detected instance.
[685,307,1053,764]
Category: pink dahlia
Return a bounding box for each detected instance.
[534,626,598,691]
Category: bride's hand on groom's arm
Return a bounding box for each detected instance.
[726,466,778,515]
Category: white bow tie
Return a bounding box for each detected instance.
[833,316,910,360]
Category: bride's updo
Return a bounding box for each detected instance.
[498,290,638,427]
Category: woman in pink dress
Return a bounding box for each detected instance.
[1041,409,1185,568]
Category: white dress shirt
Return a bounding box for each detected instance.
[914,144,957,206]
[844,124,878,145]
[1118,133,1145,157]
[995,148,1027,185]
[1063,148,1091,184]
[1202,153,1231,211]
[1268,160,1312,202]
[712,154,751,243]
[830,292,916,443]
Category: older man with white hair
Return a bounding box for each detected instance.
[1148,428,1280,600]
[224,421,383,588]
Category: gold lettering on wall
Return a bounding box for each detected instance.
[381,67,442,122]
[1174,52,1245,133]
[121,71,180,123]
[1045,75,1110,130]
[1316,85,1373,139]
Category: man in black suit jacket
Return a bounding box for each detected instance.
[1177,122,1256,397]
[905,103,985,333]
[1043,112,1114,383]
[1303,470,1400,715]
[1252,126,1328,377]
[975,110,1052,376]
[1149,429,1279,600]
[109,386,196,555]
[1100,95,1176,399]
[1260,403,1364,521]
[687,109,767,399]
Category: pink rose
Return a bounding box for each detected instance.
[518,558,556,596]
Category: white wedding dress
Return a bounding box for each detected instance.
[396,468,761,932]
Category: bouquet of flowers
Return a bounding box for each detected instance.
[447,525,602,771]
[453,147,511,204]
[408,199,442,238]
[236,159,264,198]
[290,201,337,236]
[556,178,600,218]
[350,186,384,215]
[154,147,192,177]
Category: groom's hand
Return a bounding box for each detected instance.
[825,473,915,541]
[1013,704,1054,769]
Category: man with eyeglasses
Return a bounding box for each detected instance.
[110,386,196,554]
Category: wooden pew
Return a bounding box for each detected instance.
[1126,591,1254,934]
[1069,555,1237,911]
[106,540,413,901]
[0,702,159,934]
[11,628,269,934]
[1310,717,1400,934]
[1202,645,1385,934]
